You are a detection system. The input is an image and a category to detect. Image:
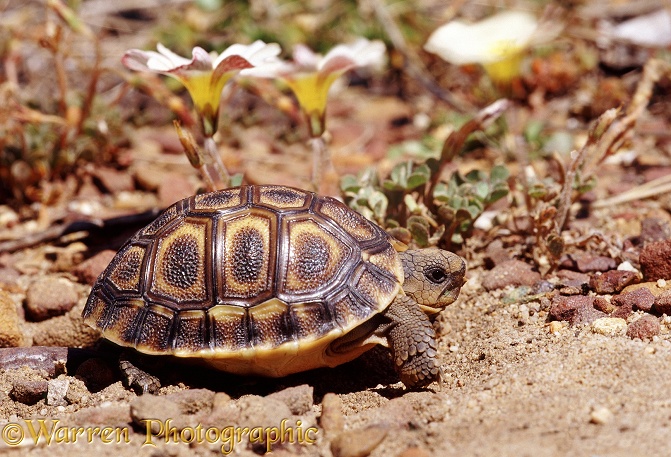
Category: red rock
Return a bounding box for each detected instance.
[0,347,67,377]
[611,302,634,319]
[574,255,617,273]
[640,240,671,281]
[25,276,78,321]
[626,315,660,339]
[157,172,194,207]
[549,295,606,325]
[612,287,655,312]
[653,290,671,315]
[589,270,638,294]
[93,167,135,194]
[640,217,671,245]
[593,297,614,314]
[482,260,541,291]
[556,270,590,288]
[10,380,48,405]
[73,250,116,285]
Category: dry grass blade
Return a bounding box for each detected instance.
[554,58,670,228]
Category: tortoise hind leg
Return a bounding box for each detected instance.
[381,295,441,388]
[119,350,161,395]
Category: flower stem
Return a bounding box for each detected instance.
[309,135,333,194]
[203,136,230,189]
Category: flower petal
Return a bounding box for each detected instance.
[424,11,538,65]
[320,38,386,71]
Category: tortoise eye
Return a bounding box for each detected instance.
[425,267,447,284]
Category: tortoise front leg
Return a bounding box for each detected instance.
[381,295,441,388]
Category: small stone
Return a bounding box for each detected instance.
[591,317,627,336]
[164,389,215,415]
[574,255,617,273]
[72,402,132,427]
[65,377,90,405]
[397,447,432,457]
[157,172,194,207]
[0,290,23,347]
[556,270,590,289]
[482,260,541,291]
[640,217,671,244]
[612,287,655,312]
[25,276,79,321]
[47,379,70,406]
[653,290,671,315]
[549,295,606,325]
[0,347,68,377]
[626,315,661,340]
[330,425,388,457]
[611,302,634,319]
[593,297,614,314]
[589,270,638,294]
[266,384,314,415]
[32,313,100,348]
[73,250,116,285]
[640,239,671,281]
[93,167,135,194]
[235,395,293,429]
[320,393,345,436]
[10,380,48,405]
[590,406,613,425]
[131,395,181,434]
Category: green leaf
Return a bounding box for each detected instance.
[490,165,510,182]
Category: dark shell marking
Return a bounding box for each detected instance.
[83,185,402,360]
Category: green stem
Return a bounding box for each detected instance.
[203,136,230,189]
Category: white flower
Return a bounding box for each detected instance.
[268,38,386,136]
[425,11,538,65]
[122,41,281,135]
[424,11,545,83]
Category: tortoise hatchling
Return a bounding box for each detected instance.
[83,185,466,388]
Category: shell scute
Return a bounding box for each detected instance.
[147,217,212,307]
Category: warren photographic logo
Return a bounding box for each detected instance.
[2,418,318,454]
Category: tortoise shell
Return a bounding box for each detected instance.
[83,185,403,376]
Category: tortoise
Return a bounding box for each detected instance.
[83,184,466,389]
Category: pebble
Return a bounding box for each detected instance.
[0,290,23,347]
[482,260,541,291]
[653,290,671,315]
[47,379,70,406]
[266,384,314,415]
[131,395,181,434]
[25,276,79,321]
[93,167,135,194]
[639,239,671,281]
[640,217,671,244]
[590,406,613,425]
[591,317,627,336]
[555,270,590,289]
[0,347,67,377]
[320,393,345,436]
[573,254,617,273]
[549,296,606,325]
[593,297,614,314]
[10,380,48,405]
[612,287,655,313]
[73,250,116,285]
[157,172,194,207]
[397,447,432,457]
[330,425,388,457]
[626,315,661,340]
[589,270,638,294]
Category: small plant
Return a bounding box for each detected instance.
[341,100,512,249]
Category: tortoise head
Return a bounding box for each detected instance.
[398,248,466,315]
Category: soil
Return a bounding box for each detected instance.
[2,1,671,457]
